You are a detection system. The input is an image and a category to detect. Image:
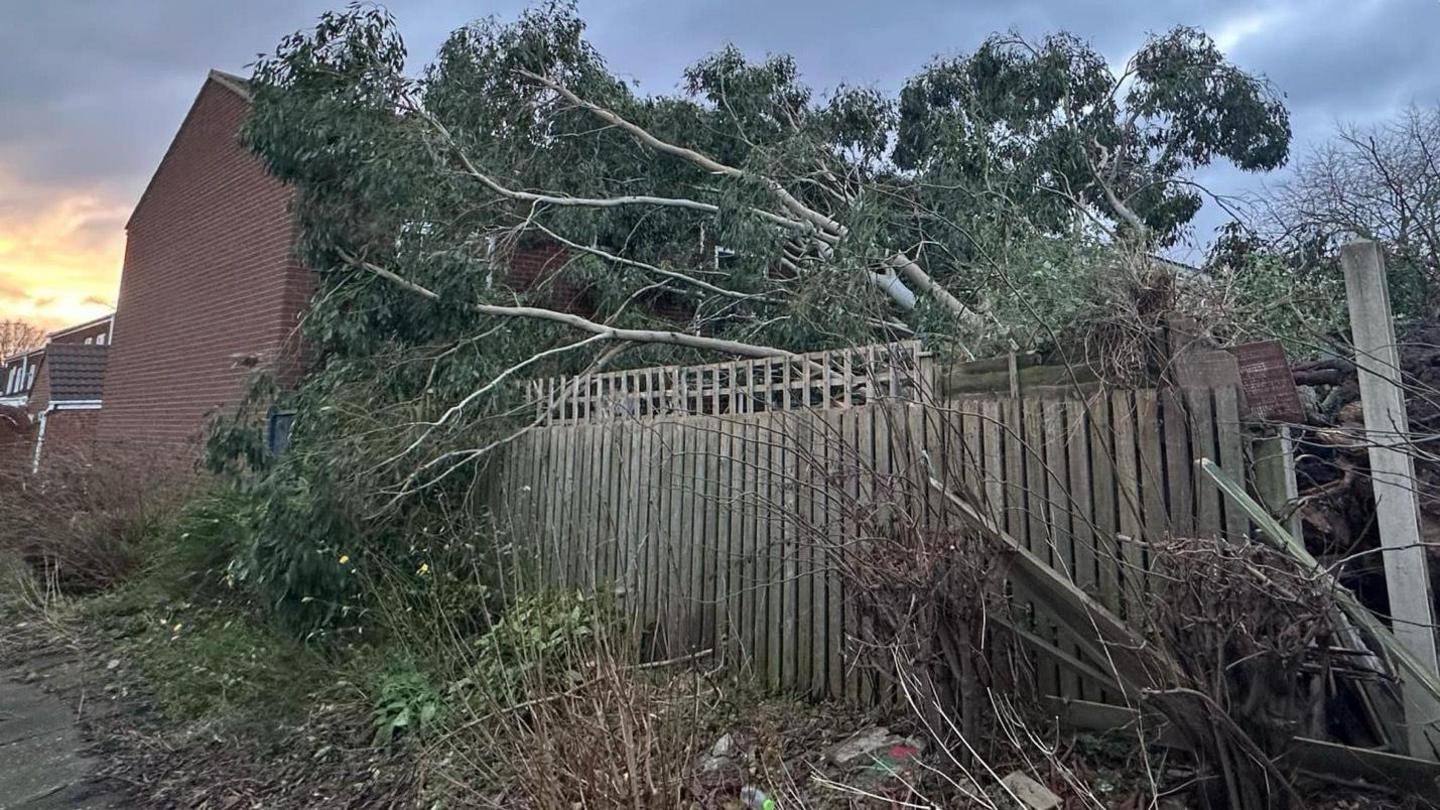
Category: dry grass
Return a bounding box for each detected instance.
[439,655,718,808]
[0,444,193,592]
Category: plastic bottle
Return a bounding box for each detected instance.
[740,785,777,810]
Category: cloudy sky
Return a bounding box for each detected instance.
[2,0,1438,330]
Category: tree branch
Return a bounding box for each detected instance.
[530,221,784,304]
[506,72,987,326]
[339,250,802,360]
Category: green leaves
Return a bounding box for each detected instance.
[896,27,1290,245]
[238,8,1298,616]
[372,668,446,746]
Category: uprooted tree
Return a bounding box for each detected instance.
[225,6,1440,803]
[231,3,1289,624]
[180,7,1440,804]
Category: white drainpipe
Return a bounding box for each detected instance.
[31,400,102,473]
[31,404,54,473]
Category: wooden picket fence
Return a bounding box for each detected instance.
[491,353,1248,703]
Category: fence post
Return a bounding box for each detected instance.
[1251,427,1302,542]
[1341,240,1440,758]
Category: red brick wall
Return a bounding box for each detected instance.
[42,409,99,461]
[503,242,590,313]
[501,242,692,323]
[96,78,313,452]
[0,406,33,472]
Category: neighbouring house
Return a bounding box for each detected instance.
[18,69,684,469]
[28,343,108,469]
[0,347,44,409]
[94,70,314,456]
[0,314,113,407]
[0,314,115,469]
[49,315,114,347]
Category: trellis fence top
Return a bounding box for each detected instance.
[528,341,930,424]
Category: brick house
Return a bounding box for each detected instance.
[0,314,113,407]
[28,343,108,468]
[22,69,688,466]
[95,70,313,455]
[0,315,114,468]
[48,316,114,348]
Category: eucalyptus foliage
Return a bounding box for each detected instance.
[231,3,1291,629]
[897,28,1290,247]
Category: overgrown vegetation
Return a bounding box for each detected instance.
[0,445,190,592]
[220,0,1299,649]
[9,3,1440,807]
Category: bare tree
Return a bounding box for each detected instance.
[0,320,45,360]
[1268,105,1440,279]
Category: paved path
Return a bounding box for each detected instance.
[0,668,120,809]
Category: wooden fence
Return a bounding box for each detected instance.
[527,341,929,423]
[491,372,1248,703]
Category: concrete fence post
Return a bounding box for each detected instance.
[1341,239,1440,758]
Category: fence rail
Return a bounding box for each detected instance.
[528,341,929,424]
[491,385,1247,704]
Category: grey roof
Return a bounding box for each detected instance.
[44,343,108,401]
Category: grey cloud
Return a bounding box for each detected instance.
[1,0,1438,253]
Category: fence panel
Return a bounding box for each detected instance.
[493,379,1245,705]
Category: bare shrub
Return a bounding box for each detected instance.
[419,600,721,809]
[0,444,194,592]
[1141,536,1351,807]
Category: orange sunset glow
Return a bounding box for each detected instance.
[0,178,125,332]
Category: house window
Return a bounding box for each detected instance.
[266,410,296,455]
[96,333,107,346]
[26,366,35,389]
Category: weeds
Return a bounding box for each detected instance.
[127,607,322,724]
[371,666,445,745]
[433,622,723,809]
[0,445,191,592]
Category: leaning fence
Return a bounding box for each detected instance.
[490,343,1249,705]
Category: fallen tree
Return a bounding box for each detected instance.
[239,3,1292,503]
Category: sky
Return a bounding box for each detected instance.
[2,0,1438,331]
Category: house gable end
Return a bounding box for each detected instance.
[125,73,253,232]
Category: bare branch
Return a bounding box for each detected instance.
[339,250,802,360]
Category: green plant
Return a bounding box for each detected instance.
[146,489,259,599]
[461,590,614,706]
[242,460,366,634]
[132,607,322,723]
[372,667,446,746]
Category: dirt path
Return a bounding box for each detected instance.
[0,659,122,809]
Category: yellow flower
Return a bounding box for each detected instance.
[417,562,431,576]
[338,554,350,565]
